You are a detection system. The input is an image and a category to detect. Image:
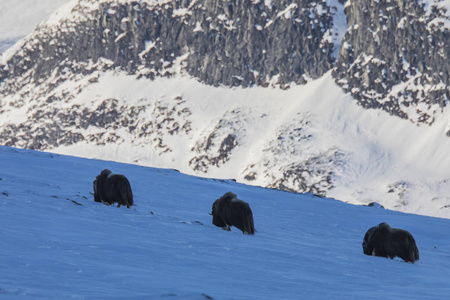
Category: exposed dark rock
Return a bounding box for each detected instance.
[0,0,340,91]
[333,0,450,125]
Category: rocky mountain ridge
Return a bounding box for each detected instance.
[0,0,344,89]
[334,0,450,126]
[1,0,448,124]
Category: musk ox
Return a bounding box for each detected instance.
[362,222,419,263]
[93,169,134,208]
[211,192,255,235]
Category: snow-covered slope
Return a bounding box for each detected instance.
[1,145,450,299]
[3,67,450,219]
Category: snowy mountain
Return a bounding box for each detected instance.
[0,0,450,219]
[0,0,70,53]
[1,145,450,299]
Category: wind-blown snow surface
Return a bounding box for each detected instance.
[1,146,450,299]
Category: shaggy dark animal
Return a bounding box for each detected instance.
[362,222,419,263]
[211,192,255,235]
[93,169,134,208]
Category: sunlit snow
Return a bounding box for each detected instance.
[1,146,450,299]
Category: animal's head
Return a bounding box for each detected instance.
[93,178,98,193]
[211,199,220,216]
[362,226,377,255]
[94,169,113,193]
[221,191,238,201]
[95,169,112,182]
[377,222,391,231]
[211,199,226,228]
[100,169,112,177]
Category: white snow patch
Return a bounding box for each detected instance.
[114,32,127,43]
[172,8,191,18]
[193,21,204,32]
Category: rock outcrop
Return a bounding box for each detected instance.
[333,0,450,125]
[0,0,343,91]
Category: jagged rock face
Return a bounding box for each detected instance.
[0,0,340,90]
[333,0,450,125]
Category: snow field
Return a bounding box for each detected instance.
[1,146,450,299]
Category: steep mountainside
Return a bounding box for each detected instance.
[0,0,450,218]
[0,0,345,89]
[334,0,450,125]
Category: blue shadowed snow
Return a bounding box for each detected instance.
[1,145,450,299]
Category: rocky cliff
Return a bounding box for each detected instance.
[0,0,344,90]
[334,0,450,125]
[2,0,448,126]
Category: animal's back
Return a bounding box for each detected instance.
[244,205,255,235]
[111,174,133,208]
[101,173,133,208]
[230,200,255,235]
[405,232,420,262]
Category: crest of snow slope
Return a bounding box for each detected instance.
[15,68,450,219]
[1,146,450,299]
